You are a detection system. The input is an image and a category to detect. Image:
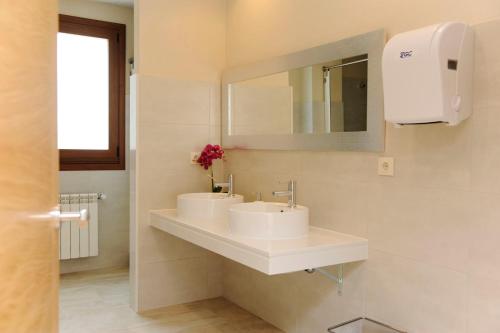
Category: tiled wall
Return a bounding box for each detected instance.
[130,0,226,311]
[131,75,223,310]
[223,1,500,332]
[59,166,130,274]
[131,1,500,331]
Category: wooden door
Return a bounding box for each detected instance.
[0,1,59,332]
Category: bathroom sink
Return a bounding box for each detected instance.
[177,193,243,222]
[229,202,309,239]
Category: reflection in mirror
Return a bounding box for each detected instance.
[228,54,368,136]
[320,54,368,133]
[229,72,293,136]
[222,29,385,152]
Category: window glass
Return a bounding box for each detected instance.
[57,32,109,150]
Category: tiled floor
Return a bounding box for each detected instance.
[59,268,282,333]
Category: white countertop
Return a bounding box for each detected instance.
[150,209,368,275]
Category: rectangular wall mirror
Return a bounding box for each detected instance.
[222,29,385,151]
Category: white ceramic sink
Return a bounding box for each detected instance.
[177,193,243,222]
[229,202,309,239]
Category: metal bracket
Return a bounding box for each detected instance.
[305,264,344,295]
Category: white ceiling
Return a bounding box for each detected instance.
[91,0,133,7]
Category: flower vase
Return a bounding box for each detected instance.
[210,168,222,193]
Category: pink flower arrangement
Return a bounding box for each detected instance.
[196,144,224,170]
[196,144,225,192]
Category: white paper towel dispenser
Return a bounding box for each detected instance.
[382,22,474,126]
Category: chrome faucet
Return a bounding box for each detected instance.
[215,174,234,196]
[272,180,296,208]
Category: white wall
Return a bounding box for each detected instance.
[58,0,133,273]
[130,0,226,311]
[223,1,500,332]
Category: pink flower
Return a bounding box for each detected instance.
[197,144,224,170]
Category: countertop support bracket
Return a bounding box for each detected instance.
[305,264,344,295]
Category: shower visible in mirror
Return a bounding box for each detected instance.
[228,54,368,136]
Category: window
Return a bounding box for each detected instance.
[58,15,126,170]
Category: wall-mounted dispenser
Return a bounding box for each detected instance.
[382,22,474,126]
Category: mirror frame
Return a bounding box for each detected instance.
[222,29,386,152]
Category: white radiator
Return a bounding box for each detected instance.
[59,193,99,260]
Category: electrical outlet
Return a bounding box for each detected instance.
[378,157,394,176]
[190,152,200,165]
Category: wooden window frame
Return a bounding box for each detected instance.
[58,14,126,171]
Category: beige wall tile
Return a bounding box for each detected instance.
[367,185,470,271]
[136,172,209,213]
[206,253,225,299]
[472,20,500,109]
[138,122,211,175]
[223,262,365,333]
[136,0,226,81]
[139,77,213,126]
[467,275,500,332]
[365,250,467,333]
[226,0,500,68]
[469,105,500,194]
[140,258,211,310]
[298,151,379,185]
[136,170,210,264]
[384,123,473,191]
[294,263,365,333]
[296,176,375,237]
[466,192,500,281]
[227,150,302,176]
[140,229,208,264]
[59,169,130,274]
[132,0,226,311]
[222,260,258,314]
[209,86,221,127]
[251,270,299,332]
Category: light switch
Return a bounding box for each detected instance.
[378,157,394,176]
